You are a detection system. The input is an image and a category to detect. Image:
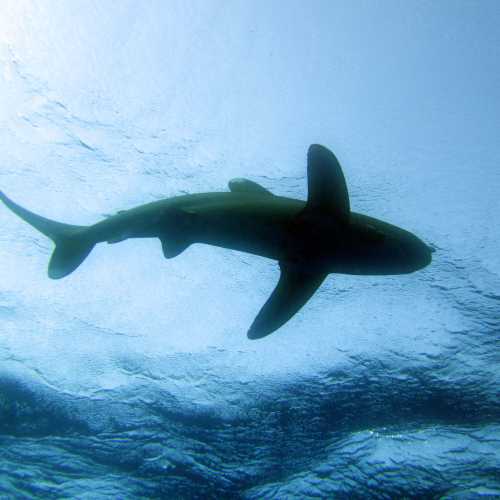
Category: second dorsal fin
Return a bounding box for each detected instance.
[305,144,350,221]
[228,178,273,195]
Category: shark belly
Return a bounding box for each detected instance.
[191,199,304,261]
[89,193,307,262]
[194,215,287,260]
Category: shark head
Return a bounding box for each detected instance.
[378,227,433,274]
[332,218,433,275]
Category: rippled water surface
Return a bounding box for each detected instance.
[1,1,499,498]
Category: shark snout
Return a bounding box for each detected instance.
[394,235,433,273]
[414,240,433,270]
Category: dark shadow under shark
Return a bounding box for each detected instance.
[0,145,432,339]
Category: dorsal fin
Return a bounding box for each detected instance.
[305,144,350,221]
[228,178,273,195]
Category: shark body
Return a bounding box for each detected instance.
[0,145,432,339]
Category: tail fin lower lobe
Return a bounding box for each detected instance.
[0,190,94,279]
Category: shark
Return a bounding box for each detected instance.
[0,144,432,339]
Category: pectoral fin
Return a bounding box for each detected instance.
[247,263,328,339]
[306,144,350,221]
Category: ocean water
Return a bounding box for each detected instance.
[0,1,499,498]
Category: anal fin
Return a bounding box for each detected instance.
[161,237,191,258]
[160,207,196,259]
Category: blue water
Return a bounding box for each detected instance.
[1,1,499,498]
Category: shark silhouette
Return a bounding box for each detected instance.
[0,145,432,339]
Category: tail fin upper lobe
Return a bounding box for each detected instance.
[0,190,94,279]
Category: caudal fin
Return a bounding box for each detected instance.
[0,190,94,279]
